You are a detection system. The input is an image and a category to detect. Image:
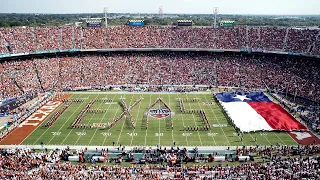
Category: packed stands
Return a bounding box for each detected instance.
[0,145,319,179]
[0,26,319,55]
[0,53,319,103]
[0,25,319,178]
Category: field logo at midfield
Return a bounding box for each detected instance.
[149,108,171,119]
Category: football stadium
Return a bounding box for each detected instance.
[0,1,320,179]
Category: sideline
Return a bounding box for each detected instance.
[68,91,213,94]
[0,144,299,151]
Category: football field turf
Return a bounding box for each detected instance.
[21,92,297,146]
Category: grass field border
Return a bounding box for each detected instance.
[20,92,299,147]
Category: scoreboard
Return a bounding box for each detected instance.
[129,20,145,27]
[85,19,102,27]
[219,20,235,28]
[87,21,102,27]
[177,20,193,26]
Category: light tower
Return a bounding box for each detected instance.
[104,7,108,28]
[159,6,163,18]
[213,7,219,28]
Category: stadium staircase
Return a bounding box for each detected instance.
[310,31,320,54]
[236,27,241,49]
[282,28,289,51]
[12,78,24,94]
[257,27,262,48]
[245,26,249,49]
[9,70,24,94]
[33,62,44,91]
[51,58,63,90]
[213,29,217,49]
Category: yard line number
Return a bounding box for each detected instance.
[51,132,61,136]
[101,132,112,137]
[182,133,192,136]
[155,133,164,136]
[260,132,267,136]
[127,133,138,137]
[207,133,218,136]
[76,132,86,136]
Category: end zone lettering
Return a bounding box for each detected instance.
[19,101,61,127]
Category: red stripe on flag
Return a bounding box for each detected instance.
[247,102,307,131]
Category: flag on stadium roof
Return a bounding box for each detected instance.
[216,92,307,132]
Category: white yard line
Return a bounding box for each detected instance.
[116,94,136,146]
[87,95,118,146]
[73,95,107,145]
[101,94,122,145]
[175,94,189,146]
[129,96,143,146]
[185,94,203,146]
[247,132,260,146]
[58,94,99,145]
[31,94,78,145]
[272,132,286,145]
[260,132,272,145]
[194,95,217,146]
[20,100,64,145]
[144,94,152,146]
[168,94,174,145]
[201,93,231,146]
[286,132,299,145]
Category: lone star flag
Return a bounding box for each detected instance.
[215,92,307,132]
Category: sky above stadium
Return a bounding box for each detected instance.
[1,0,319,15]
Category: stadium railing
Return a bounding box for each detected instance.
[1,48,320,61]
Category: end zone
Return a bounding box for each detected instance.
[0,94,72,145]
[288,131,320,145]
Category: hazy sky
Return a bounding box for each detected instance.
[1,0,319,15]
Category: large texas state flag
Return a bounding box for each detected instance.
[216,92,307,132]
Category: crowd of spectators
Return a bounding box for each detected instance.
[286,28,319,54]
[0,53,319,103]
[0,26,319,55]
[0,145,319,179]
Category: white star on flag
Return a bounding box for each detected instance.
[232,94,252,101]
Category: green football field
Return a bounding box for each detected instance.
[22,92,297,146]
